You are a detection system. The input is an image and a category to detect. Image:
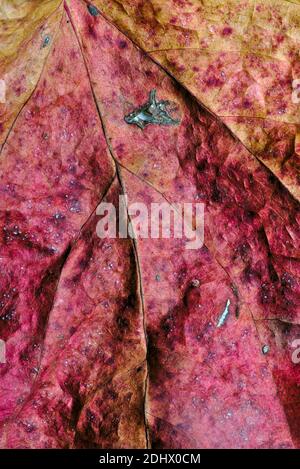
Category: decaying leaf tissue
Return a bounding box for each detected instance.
[0,0,299,452]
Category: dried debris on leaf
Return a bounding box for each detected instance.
[124,89,180,129]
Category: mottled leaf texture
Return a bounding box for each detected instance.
[0,0,299,449]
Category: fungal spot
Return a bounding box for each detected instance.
[155,274,161,281]
[87,23,97,40]
[53,212,65,221]
[42,35,51,48]
[262,344,269,355]
[69,200,81,213]
[124,89,180,129]
[87,4,100,16]
[23,421,36,433]
[222,27,233,36]
[118,39,127,49]
[217,299,230,328]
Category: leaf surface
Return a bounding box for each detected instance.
[93,0,300,200]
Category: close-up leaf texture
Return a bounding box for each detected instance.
[0,0,299,449]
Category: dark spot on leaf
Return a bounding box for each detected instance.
[118,40,127,49]
[222,27,233,36]
[42,35,51,48]
[87,4,99,16]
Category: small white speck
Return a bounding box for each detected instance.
[191,278,200,287]
[0,79,6,104]
[217,299,231,328]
